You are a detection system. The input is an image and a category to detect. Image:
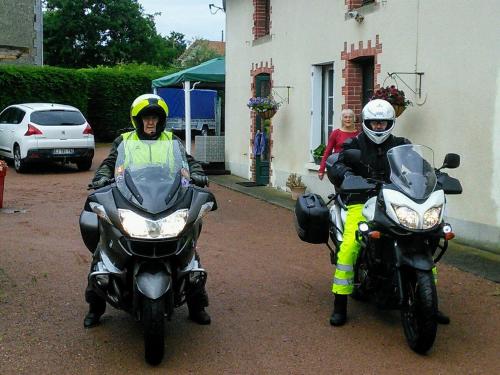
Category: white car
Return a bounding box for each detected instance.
[0,103,95,172]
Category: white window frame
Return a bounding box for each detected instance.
[310,62,334,161]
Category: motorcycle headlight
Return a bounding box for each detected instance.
[423,206,442,229]
[118,209,188,239]
[392,205,419,229]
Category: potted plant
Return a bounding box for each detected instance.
[371,85,412,117]
[247,96,281,119]
[286,173,307,200]
[311,144,326,164]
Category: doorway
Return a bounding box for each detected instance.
[254,74,271,185]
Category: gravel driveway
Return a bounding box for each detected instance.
[0,146,499,374]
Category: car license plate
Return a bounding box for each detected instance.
[53,148,74,155]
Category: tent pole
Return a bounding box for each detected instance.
[184,80,192,154]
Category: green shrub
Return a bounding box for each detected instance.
[0,64,179,141]
[0,65,88,114]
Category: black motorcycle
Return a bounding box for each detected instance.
[296,144,462,353]
[79,138,217,365]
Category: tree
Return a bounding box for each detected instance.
[178,39,223,68]
[43,0,186,68]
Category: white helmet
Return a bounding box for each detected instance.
[361,99,396,144]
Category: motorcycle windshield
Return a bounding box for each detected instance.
[114,138,191,213]
[387,144,437,200]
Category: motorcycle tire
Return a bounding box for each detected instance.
[400,270,438,354]
[142,297,165,365]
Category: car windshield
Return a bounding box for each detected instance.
[30,110,86,126]
[115,138,191,214]
[387,144,437,200]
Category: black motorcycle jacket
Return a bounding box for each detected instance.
[92,131,205,183]
[332,132,410,204]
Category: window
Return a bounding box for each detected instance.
[311,63,334,155]
[12,108,26,124]
[323,65,334,140]
[358,57,374,106]
[0,108,14,123]
[31,110,86,126]
[253,0,271,39]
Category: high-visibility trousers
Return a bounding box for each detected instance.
[332,204,365,295]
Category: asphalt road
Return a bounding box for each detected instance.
[0,146,499,374]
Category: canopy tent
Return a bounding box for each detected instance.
[152,57,225,89]
[152,57,225,153]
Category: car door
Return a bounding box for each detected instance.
[0,108,15,156]
[6,108,26,154]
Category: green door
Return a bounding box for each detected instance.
[255,74,270,185]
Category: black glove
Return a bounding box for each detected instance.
[191,174,208,188]
[341,174,373,192]
[88,176,110,190]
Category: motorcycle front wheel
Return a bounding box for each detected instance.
[142,297,165,365]
[400,270,438,354]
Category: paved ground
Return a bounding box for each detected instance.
[0,146,499,374]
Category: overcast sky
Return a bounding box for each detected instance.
[138,0,226,43]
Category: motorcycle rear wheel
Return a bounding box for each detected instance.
[400,270,437,354]
[142,297,165,365]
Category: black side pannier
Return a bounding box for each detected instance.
[294,193,329,244]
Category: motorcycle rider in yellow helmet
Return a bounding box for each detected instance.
[84,94,211,328]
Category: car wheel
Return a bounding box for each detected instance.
[76,158,93,171]
[201,125,209,136]
[13,145,27,173]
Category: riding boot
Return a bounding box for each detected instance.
[84,287,106,328]
[330,293,348,326]
[187,286,211,325]
[436,310,450,325]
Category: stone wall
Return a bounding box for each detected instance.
[0,0,42,65]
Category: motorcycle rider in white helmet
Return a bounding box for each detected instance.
[328,99,450,326]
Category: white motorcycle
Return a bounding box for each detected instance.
[296,144,462,354]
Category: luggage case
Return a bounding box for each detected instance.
[294,193,329,244]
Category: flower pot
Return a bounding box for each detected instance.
[291,186,306,200]
[258,108,277,120]
[392,104,406,118]
[313,156,321,165]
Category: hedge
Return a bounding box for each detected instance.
[0,64,177,141]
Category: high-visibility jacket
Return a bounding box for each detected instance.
[121,130,174,169]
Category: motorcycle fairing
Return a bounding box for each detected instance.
[394,241,435,271]
[135,262,172,300]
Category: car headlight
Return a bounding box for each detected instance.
[392,205,419,229]
[423,206,442,229]
[118,209,188,239]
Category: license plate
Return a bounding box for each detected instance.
[53,148,74,155]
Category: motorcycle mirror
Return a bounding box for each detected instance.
[344,149,362,165]
[440,153,460,170]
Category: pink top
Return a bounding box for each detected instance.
[319,128,360,174]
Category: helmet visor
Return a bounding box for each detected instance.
[364,119,394,132]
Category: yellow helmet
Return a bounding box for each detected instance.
[130,94,169,135]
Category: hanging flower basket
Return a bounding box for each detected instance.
[259,108,277,120]
[392,104,406,118]
[371,86,412,118]
[247,96,281,120]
